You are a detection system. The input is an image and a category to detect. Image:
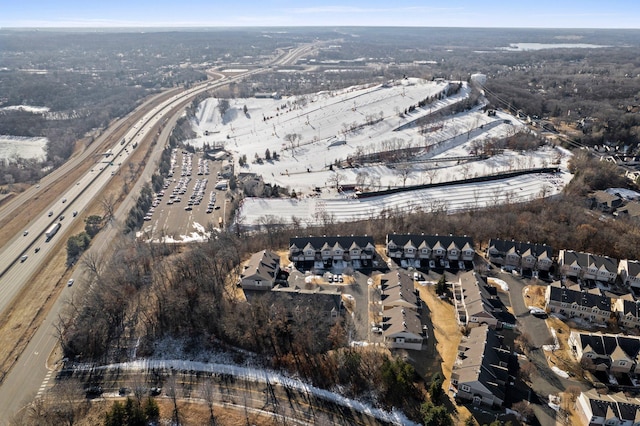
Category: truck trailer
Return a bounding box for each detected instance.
[45,222,61,240]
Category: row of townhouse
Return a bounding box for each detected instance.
[558,250,640,291]
[485,241,640,290]
[576,389,640,426]
[486,238,553,274]
[559,250,619,284]
[452,271,502,329]
[545,282,640,331]
[450,325,514,408]
[545,281,612,324]
[386,234,475,270]
[289,234,477,273]
[288,235,376,271]
[379,270,426,350]
[568,331,640,374]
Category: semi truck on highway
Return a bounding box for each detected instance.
[45,222,61,240]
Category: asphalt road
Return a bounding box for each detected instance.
[0,41,325,423]
[67,365,391,426]
[491,270,590,426]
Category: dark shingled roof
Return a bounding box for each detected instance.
[290,235,375,251]
[487,238,553,259]
[547,282,611,312]
[387,234,474,251]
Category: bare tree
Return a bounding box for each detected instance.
[396,165,412,187]
[201,379,218,425]
[166,373,182,426]
[327,172,346,191]
[80,251,103,280]
[284,133,301,157]
[425,167,438,184]
[101,194,116,221]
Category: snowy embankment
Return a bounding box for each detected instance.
[238,170,571,228]
[77,359,419,426]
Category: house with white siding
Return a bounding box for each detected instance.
[619,259,640,290]
[576,389,640,426]
[386,234,475,270]
[545,281,612,323]
[558,250,618,284]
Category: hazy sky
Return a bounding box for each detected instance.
[2,0,639,29]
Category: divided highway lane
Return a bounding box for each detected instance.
[0,42,321,422]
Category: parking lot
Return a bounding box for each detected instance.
[140,149,229,241]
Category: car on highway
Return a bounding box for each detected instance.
[61,198,67,203]
[23,230,28,236]
[48,211,53,217]
[59,215,65,221]
[73,211,78,217]
[20,255,28,263]
[67,279,74,287]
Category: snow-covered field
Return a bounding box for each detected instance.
[186,78,573,228]
[0,135,47,162]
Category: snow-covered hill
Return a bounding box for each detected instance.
[186,78,572,228]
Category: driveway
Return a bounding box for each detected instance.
[494,271,552,348]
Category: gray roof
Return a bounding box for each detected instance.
[622,259,640,278]
[387,234,474,252]
[290,235,375,253]
[453,325,510,402]
[382,306,422,337]
[241,250,280,282]
[487,238,553,260]
[574,331,640,361]
[458,271,498,320]
[547,281,612,311]
[581,389,640,422]
[380,270,418,308]
[559,250,618,274]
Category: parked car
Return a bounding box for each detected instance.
[85,386,102,398]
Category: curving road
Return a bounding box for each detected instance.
[0,41,322,423]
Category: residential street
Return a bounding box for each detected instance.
[495,270,590,426]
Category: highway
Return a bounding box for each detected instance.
[0,41,321,422]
